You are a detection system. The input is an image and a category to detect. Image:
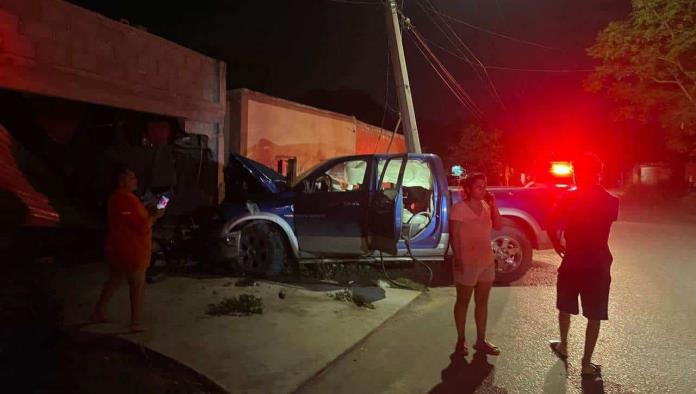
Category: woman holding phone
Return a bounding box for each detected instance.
[449,172,503,356]
[92,166,165,332]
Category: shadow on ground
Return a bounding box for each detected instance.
[430,351,508,394]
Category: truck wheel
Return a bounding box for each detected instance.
[491,223,532,283]
[236,222,286,277]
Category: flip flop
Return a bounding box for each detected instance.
[455,339,469,356]
[549,340,568,360]
[474,341,501,356]
[581,363,602,380]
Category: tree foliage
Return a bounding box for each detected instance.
[586,0,696,156]
[445,124,503,180]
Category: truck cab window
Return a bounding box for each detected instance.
[307,159,367,193]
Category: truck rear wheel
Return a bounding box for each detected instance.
[491,222,532,283]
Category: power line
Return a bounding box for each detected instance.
[419,2,561,51]
[424,37,594,73]
[407,25,484,119]
[422,0,507,111]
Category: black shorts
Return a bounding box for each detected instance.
[556,268,611,320]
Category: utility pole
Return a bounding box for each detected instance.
[384,0,422,153]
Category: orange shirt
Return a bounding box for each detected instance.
[449,200,494,267]
[105,189,152,271]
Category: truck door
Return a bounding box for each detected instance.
[294,158,371,256]
[369,155,408,255]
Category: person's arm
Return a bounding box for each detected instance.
[118,195,160,235]
[546,194,568,257]
[448,205,464,262]
[486,193,503,231]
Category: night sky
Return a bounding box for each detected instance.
[67,0,647,169]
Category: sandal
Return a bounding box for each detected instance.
[581,363,602,380]
[474,341,500,356]
[549,340,568,360]
[455,339,469,356]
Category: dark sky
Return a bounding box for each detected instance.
[68,0,639,165]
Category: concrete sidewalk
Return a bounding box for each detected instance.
[57,263,421,393]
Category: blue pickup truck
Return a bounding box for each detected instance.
[218,153,561,283]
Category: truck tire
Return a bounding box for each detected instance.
[491,222,532,283]
[236,222,287,277]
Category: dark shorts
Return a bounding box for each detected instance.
[556,268,611,320]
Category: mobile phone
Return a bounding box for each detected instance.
[156,194,170,210]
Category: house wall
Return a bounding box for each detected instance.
[226,89,407,174]
[0,0,228,202]
[0,0,226,126]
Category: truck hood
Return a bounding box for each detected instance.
[228,154,289,194]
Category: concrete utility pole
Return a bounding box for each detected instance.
[384,0,422,153]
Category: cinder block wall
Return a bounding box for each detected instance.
[0,0,227,201]
[0,0,226,125]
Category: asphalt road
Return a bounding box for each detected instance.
[297,220,696,394]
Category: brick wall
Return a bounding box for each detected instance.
[0,0,226,124]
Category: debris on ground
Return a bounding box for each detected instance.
[391,277,428,292]
[278,289,287,299]
[206,294,263,316]
[235,278,259,287]
[327,289,375,309]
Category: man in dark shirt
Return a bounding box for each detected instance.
[547,153,619,380]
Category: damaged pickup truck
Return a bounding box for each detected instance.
[218,153,560,283]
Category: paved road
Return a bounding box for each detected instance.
[297,221,696,393]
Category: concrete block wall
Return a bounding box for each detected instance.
[0,0,226,125]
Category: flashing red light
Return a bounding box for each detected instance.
[550,162,573,176]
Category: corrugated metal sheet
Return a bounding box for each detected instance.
[0,124,59,227]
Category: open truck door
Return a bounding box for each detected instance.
[368,155,408,255]
[294,158,372,256]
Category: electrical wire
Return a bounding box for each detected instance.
[418,1,561,51]
[423,37,594,73]
[407,26,484,119]
[422,0,507,111]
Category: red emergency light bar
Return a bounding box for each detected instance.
[550,162,573,176]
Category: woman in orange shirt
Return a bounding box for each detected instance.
[93,167,164,332]
[449,173,503,356]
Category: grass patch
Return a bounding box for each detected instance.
[206,294,263,316]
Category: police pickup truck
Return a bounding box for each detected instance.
[218,153,561,283]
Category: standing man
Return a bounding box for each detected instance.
[547,153,619,380]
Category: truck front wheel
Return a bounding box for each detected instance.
[236,222,287,277]
[491,222,532,283]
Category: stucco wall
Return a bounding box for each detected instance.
[228,89,406,174]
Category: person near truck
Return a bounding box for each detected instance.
[449,172,503,356]
[547,153,619,381]
[92,166,165,332]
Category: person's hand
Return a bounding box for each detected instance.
[152,208,166,220]
[147,205,165,219]
[554,245,566,258]
[484,191,496,206]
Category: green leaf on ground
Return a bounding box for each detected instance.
[206,294,263,316]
